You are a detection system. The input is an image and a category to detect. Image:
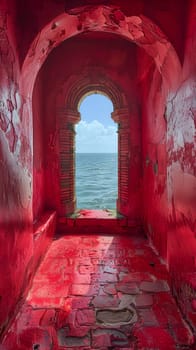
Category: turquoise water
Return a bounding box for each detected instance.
[76,153,117,209]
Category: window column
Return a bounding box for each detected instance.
[112,108,130,217]
[59,109,80,216]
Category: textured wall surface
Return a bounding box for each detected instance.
[140,0,196,329]
[0,1,56,338]
[0,0,195,340]
[166,0,196,327]
[0,3,33,335]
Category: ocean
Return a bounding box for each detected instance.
[76,153,117,209]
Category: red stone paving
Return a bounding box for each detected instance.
[2,234,194,349]
[77,210,116,219]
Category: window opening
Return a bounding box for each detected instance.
[76,93,117,210]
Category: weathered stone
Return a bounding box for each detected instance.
[135,294,153,308]
[96,308,136,325]
[57,329,90,347]
[103,284,117,295]
[140,280,170,293]
[76,309,95,325]
[68,326,91,338]
[71,284,99,296]
[119,272,155,282]
[64,296,92,309]
[92,329,111,348]
[91,272,118,283]
[92,329,128,348]
[91,295,120,308]
[103,266,118,274]
[116,283,139,294]
[119,294,135,308]
[98,287,108,296]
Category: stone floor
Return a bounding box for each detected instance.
[2,234,195,349]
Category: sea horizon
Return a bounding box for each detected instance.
[76,153,117,209]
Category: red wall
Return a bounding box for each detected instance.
[0,1,56,339]
[139,54,168,258]
[0,1,34,336]
[166,0,196,325]
[37,35,142,221]
[140,0,196,328]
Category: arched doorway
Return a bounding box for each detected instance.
[76,92,117,210]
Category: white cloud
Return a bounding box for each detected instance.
[76,120,117,153]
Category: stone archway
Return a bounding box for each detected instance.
[56,69,130,217]
[21,7,181,95]
[19,5,182,221]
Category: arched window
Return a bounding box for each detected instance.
[57,72,130,218]
[75,93,117,210]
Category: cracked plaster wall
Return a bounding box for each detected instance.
[140,0,196,327]
[166,0,196,323]
[139,52,168,259]
[0,2,56,338]
[15,0,186,65]
[0,4,34,337]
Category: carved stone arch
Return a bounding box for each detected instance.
[57,69,130,217]
[65,70,127,111]
[21,7,182,97]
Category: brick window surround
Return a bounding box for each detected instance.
[57,71,130,218]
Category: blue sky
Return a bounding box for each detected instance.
[76,94,117,153]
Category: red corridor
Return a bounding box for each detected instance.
[0,0,195,349]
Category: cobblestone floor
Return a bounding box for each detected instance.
[2,234,194,349]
